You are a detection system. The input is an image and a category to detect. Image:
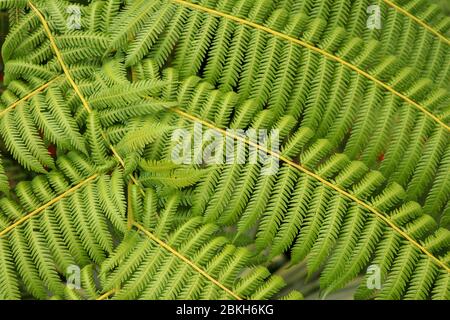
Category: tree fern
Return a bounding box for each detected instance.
[0,0,448,300]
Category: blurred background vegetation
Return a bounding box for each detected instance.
[435,0,450,15]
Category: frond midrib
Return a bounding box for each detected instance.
[171,108,450,273]
[4,9,448,274]
[28,0,143,191]
[382,0,450,45]
[0,173,99,238]
[0,76,63,119]
[133,221,243,300]
[171,0,450,132]
[1,0,446,300]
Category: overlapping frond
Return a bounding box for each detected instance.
[85,191,301,300]
[0,156,8,194]
[0,0,448,301]
[0,152,126,299]
[89,0,450,225]
[0,75,88,173]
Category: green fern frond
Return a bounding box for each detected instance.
[0,156,9,194]
[0,0,448,301]
[0,151,129,299]
[0,0,27,10]
[96,222,295,300]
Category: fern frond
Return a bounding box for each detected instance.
[0,152,126,299]
[0,0,27,9]
[0,0,448,301]
[97,221,296,300]
[0,156,9,194]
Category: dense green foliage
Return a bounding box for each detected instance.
[0,0,449,300]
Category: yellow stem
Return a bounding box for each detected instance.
[383,0,450,45]
[134,222,243,300]
[172,108,449,273]
[0,174,98,238]
[29,1,144,194]
[0,76,62,119]
[171,0,449,132]
[28,1,92,113]
[96,288,118,300]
